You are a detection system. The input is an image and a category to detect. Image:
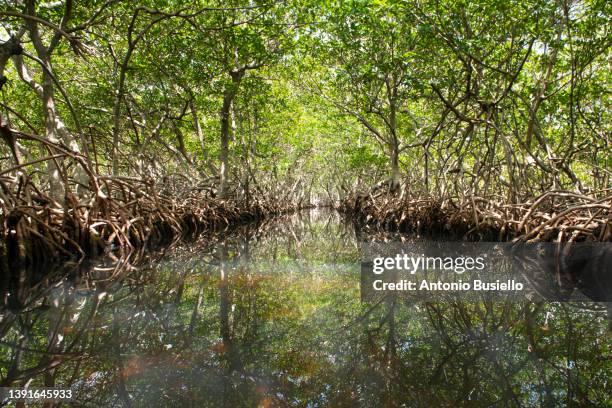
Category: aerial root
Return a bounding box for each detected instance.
[339,191,612,242]
[0,172,299,270]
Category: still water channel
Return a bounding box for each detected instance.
[0,210,609,407]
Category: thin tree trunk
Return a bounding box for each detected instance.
[111,58,130,175]
[390,142,400,192]
[386,76,401,192]
[190,100,206,161]
[219,71,243,199]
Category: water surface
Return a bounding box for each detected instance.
[0,210,609,407]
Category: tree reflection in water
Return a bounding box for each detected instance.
[0,210,609,407]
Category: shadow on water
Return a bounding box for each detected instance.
[0,209,609,407]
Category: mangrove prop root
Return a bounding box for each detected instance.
[0,170,299,271]
[338,191,611,242]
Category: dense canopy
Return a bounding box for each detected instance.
[1,0,608,199]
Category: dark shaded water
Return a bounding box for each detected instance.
[0,210,609,407]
